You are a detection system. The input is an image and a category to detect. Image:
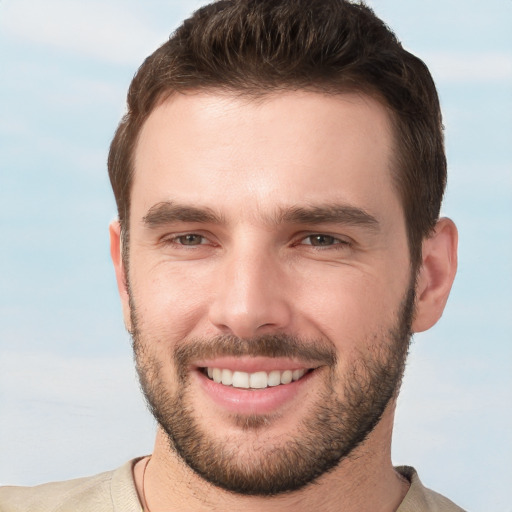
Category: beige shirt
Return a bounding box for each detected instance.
[0,460,466,511]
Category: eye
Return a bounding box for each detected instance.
[302,234,346,247]
[174,234,206,246]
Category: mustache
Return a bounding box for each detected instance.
[174,334,337,369]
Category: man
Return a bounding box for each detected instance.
[0,0,463,510]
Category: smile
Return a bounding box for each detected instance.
[203,367,311,389]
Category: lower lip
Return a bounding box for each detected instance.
[195,369,315,415]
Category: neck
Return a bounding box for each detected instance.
[134,406,409,512]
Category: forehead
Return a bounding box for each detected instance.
[132,90,400,225]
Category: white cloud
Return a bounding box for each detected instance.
[0,0,174,65]
[393,343,512,510]
[0,350,155,485]
[424,52,512,84]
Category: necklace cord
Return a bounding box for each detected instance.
[141,456,152,512]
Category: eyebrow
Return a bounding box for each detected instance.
[143,201,223,227]
[274,204,379,231]
[142,201,379,232]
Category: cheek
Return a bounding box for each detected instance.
[129,259,215,340]
[295,267,405,346]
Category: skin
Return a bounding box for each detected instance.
[110,91,458,511]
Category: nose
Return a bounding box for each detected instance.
[208,242,293,338]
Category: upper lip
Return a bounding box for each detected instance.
[193,356,320,373]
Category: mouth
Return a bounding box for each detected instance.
[190,356,326,416]
[193,357,323,415]
[200,367,313,389]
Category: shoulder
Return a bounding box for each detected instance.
[0,471,114,512]
[0,460,141,512]
[396,466,467,512]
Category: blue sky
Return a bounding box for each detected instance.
[1,1,511,510]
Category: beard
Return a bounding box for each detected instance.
[130,284,415,496]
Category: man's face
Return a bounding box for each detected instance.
[122,91,414,495]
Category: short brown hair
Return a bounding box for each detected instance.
[108,0,446,268]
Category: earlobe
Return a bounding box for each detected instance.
[412,218,458,333]
[109,220,132,332]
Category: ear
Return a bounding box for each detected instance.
[412,217,458,333]
[109,220,132,332]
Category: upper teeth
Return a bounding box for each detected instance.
[206,368,307,389]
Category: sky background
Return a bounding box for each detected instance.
[0,1,511,510]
